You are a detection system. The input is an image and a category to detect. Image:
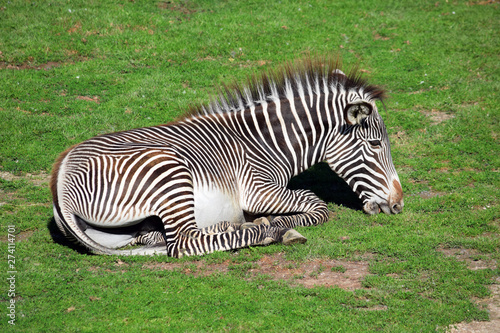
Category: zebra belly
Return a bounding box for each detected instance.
[193,186,245,228]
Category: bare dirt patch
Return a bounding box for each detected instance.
[67,21,82,34]
[390,129,410,144]
[405,184,447,199]
[17,230,35,242]
[76,95,100,103]
[250,253,370,289]
[0,61,63,71]
[158,0,199,19]
[467,0,499,6]
[418,190,447,199]
[421,109,455,125]
[144,252,370,290]
[437,247,498,271]
[0,171,51,187]
[0,171,51,207]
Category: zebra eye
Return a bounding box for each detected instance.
[368,140,381,147]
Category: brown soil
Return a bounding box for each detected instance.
[437,248,498,271]
[143,252,370,290]
[417,190,447,199]
[421,109,455,125]
[76,95,100,103]
[0,171,51,209]
[17,230,34,242]
[0,171,51,187]
[0,61,63,71]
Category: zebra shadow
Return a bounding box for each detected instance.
[47,217,90,254]
[47,215,165,254]
[287,162,363,211]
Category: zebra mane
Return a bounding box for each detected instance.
[185,55,386,118]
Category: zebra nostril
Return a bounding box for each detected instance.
[392,203,402,214]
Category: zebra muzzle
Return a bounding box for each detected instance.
[363,199,404,215]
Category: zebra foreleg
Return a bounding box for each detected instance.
[130,218,305,255]
[199,219,307,246]
[246,217,307,245]
[174,224,289,258]
[245,184,330,230]
[200,221,241,235]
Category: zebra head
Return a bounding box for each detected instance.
[326,97,404,215]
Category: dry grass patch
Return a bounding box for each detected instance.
[17,230,35,242]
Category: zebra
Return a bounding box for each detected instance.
[50,56,403,258]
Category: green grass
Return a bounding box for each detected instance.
[1,0,499,331]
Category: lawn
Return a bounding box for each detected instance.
[0,0,498,332]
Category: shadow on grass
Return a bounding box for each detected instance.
[288,162,363,211]
[47,215,166,254]
[47,217,91,254]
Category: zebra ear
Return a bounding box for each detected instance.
[345,100,373,125]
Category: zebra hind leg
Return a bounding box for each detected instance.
[129,231,166,246]
[251,217,307,245]
[176,223,294,258]
[126,216,167,247]
[238,217,307,245]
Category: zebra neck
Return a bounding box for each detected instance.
[225,95,334,179]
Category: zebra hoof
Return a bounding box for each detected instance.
[282,229,307,245]
[252,217,271,226]
[240,222,258,230]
